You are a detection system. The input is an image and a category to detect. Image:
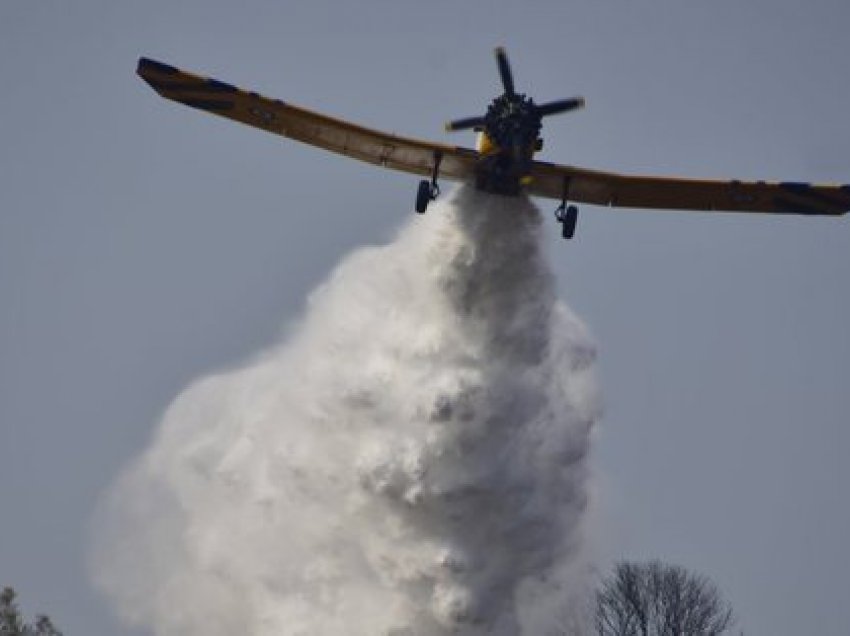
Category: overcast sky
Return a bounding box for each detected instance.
[2,1,849,634]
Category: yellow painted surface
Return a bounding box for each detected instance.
[138,58,849,216]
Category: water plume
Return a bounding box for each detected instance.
[91,184,599,635]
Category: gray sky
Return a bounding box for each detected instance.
[2,1,849,634]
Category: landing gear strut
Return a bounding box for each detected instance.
[554,176,578,239]
[415,151,443,214]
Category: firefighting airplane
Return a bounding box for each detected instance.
[137,48,849,239]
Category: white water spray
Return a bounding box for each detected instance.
[92,185,599,635]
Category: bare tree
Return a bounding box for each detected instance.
[0,587,62,636]
[595,560,734,636]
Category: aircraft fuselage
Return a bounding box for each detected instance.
[472,95,542,195]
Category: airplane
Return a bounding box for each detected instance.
[136,48,850,239]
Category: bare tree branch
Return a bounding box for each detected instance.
[595,561,734,636]
[0,587,62,636]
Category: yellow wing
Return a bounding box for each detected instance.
[527,161,850,216]
[137,57,479,182]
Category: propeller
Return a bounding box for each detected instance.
[494,46,515,97]
[444,115,486,132]
[535,97,585,117]
[444,48,585,135]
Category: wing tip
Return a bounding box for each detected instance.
[137,57,179,77]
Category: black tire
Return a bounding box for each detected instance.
[415,180,431,214]
[562,205,578,239]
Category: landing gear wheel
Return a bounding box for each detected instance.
[555,204,578,239]
[561,204,578,239]
[415,179,432,214]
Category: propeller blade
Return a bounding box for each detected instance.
[535,97,586,117]
[445,115,487,132]
[494,47,515,97]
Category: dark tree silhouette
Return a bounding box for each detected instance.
[0,587,62,636]
[596,560,734,636]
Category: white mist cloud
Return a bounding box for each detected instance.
[91,185,600,635]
